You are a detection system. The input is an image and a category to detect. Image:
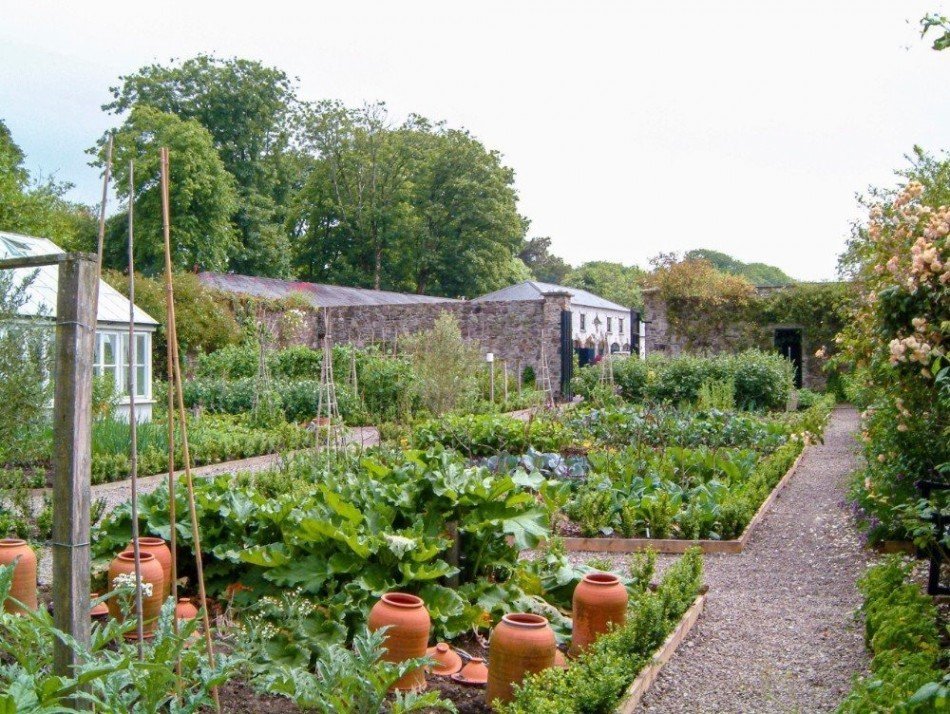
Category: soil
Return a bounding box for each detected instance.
[208,680,301,713]
[426,677,491,713]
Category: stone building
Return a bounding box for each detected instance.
[199,272,578,396]
[475,281,633,367]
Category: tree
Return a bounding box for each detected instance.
[296,102,414,290]
[0,119,96,251]
[292,107,529,297]
[104,106,238,275]
[519,237,571,284]
[102,55,299,276]
[685,248,795,287]
[402,122,528,297]
[564,261,644,309]
[402,311,480,415]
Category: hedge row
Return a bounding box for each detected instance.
[573,350,795,410]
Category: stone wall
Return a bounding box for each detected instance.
[263,293,572,393]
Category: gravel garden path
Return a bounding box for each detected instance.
[567,406,870,713]
[637,406,870,713]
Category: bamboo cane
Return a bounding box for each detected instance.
[160,148,220,711]
[127,160,145,653]
[160,148,180,676]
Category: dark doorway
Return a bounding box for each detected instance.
[560,310,573,400]
[774,328,803,389]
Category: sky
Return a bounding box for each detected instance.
[2,1,949,281]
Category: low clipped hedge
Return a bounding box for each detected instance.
[498,548,704,713]
[573,350,794,410]
[838,557,946,712]
[182,377,366,425]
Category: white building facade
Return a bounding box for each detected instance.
[0,232,159,422]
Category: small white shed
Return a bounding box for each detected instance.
[0,231,159,422]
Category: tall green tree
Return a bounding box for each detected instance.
[296,102,414,290]
[104,106,238,275]
[292,106,528,297]
[403,121,528,296]
[102,55,298,276]
[519,236,571,284]
[564,261,644,308]
[0,119,95,250]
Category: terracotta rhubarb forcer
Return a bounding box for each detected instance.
[175,597,198,622]
[131,537,172,600]
[107,550,165,638]
[0,538,37,613]
[570,571,628,655]
[368,592,431,691]
[486,613,556,706]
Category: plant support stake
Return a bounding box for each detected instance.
[161,147,220,711]
[127,160,146,653]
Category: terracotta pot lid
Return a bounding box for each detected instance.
[90,593,109,618]
[450,657,488,686]
[426,642,462,676]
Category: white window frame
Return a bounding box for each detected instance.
[579,313,587,332]
[94,329,151,401]
[607,316,613,333]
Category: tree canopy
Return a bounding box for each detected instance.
[0,118,95,251]
[564,261,644,309]
[685,248,795,287]
[105,106,238,275]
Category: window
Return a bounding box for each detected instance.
[579,313,586,331]
[619,318,624,334]
[607,316,612,333]
[94,330,151,399]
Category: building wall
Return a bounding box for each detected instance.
[642,290,826,389]
[570,306,631,353]
[262,294,573,393]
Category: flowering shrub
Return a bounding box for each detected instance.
[836,149,950,543]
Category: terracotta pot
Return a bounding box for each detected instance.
[570,571,628,655]
[90,592,109,620]
[486,613,556,706]
[368,592,431,691]
[553,649,567,669]
[0,538,37,613]
[131,537,172,600]
[175,597,198,622]
[107,550,164,638]
[451,656,489,686]
[426,642,463,676]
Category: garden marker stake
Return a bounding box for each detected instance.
[161,147,221,712]
[160,147,179,647]
[127,160,146,654]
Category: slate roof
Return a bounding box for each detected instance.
[0,232,159,326]
[198,272,459,308]
[474,280,629,312]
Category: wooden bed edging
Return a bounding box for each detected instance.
[562,448,807,555]
[615,592,707,713]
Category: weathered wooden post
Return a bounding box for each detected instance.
[51,253,97,684]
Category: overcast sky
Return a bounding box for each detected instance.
[2,1,948,280]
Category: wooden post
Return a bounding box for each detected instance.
[51,253,98,690]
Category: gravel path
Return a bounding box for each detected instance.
[572,406,870,713]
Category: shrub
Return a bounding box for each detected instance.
[574,350,793,411]
[402,312,480,415]
[838,557,944,712]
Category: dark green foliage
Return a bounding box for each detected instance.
[498,548,704,713]
[564,261,644,310]
[412,413,573,458]
[838,557,945,712]
[573,350,794,411]
[92,448,574,642]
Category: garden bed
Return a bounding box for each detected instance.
[561,448,806,554]
[614,590,707,712]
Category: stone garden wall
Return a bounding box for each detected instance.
[263,293,572,393]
